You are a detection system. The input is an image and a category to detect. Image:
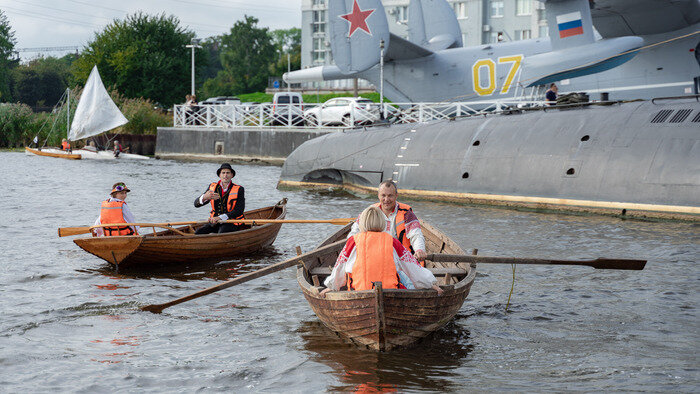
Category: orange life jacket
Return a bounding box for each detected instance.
[61,141,70,150]
[208,181,244,220]
[373,202,414,253]
[348,232,399,291]
[100,200,137,236]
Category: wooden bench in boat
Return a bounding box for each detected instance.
[308,266,468,276]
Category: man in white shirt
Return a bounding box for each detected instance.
[348,180,427,262]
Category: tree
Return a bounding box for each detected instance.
[72,12,199,106]
[0,10,17,102]
[269,28,301,78]
[205,16,276,96]
[10,56,73,108]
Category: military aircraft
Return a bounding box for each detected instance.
[284,0,700,102]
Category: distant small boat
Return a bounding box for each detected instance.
[25,146,81,160]
[26,65,149,161]
[73,200,287,270]
[297,220,476,351]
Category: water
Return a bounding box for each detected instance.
[1,151,698,392]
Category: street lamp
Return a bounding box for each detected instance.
[379,39,385,120]
[185,38,201,96]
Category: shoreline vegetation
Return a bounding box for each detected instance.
[1,91,382,148]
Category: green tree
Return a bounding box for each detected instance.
[0,10,17,102]
[204,16,276,96]
[269,28,301,77]
[72,12,199,106]
[10,56,73,108]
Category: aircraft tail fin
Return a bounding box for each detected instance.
[544,0,596,51]
[408,0,463,51]
[329,0,391,74]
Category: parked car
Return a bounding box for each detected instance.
[271,92,304,126]
[200,96,241,105]
[304,97,380,126]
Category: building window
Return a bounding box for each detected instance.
[538,25,548,37]
[312,0,326,6]
[516,29,531,40]
[453,2,467,19]
[312,37,326,64]
[312,10,326,34]
[490,0,504,18]
[397,6,408,23]
[490,32,501,43]
[516,0,532,16]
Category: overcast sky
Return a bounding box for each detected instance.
[0,0,302,61]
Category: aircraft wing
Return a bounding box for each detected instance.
[386,34,433,61]
[588,0,700,37]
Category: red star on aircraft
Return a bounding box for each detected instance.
[340,0,375,38]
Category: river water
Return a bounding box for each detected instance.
[1,151,698,392]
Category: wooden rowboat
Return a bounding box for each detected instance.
[297,220,476,351]
[25,146,81,160]
[74,199,287,270]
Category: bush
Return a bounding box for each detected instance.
[0,103,33,147]
[114,97,171,135]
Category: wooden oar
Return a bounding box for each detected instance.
[427,254,646,270]
[58,218,356,237]
[140,240,346,314]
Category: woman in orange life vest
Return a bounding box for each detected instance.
[60,138,71,152]
[193,163,246,234]
[319,206,443,297]
[93,182,139,237]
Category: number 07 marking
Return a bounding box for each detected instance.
[471,54,523,96]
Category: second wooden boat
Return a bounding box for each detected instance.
[297,220,476,351]
[74,199,287,270]
[25,146,81,160]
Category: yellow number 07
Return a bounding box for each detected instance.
[472,55,523,96]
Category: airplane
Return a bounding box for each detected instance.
[284,0,700,103]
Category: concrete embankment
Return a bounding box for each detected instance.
[155,126,331,164]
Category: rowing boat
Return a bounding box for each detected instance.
[297,220,476,351]
[74,199,287,270]
[25,147,81,160]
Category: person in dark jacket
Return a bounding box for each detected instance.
[194,163,245,234]
[545,83,558,106]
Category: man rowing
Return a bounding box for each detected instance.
[348,180,427,263]
[194,163,245,234]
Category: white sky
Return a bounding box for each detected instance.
[0,0,302,61]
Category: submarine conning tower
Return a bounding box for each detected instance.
[278,97,700,220]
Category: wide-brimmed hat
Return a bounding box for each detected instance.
[110,182,131,194]
[216,163,236,177]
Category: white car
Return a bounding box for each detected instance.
[304,97,380,126]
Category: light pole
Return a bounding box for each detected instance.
[185,38,201,96]
[379,39,385,120]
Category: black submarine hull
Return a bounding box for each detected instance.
[279,98,700,220]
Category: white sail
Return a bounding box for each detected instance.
[68,66,128,141]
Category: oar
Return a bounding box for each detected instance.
[58,218,356,237]
[140,240,346,314]
[426,254,646,270]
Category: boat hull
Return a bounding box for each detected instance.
[25,147,81,160]
[72,149,150,160]
[73,201,286,269]
[297,221,476,351]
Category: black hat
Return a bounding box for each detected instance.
[216,163,235,177]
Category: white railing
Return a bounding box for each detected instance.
[173,99,550,129]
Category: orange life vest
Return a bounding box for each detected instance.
[348,232,399,291]
[61,141,70,150]
[208,181,244,220]
[373,202,414,253]
[100,200,137,236]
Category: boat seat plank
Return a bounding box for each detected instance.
[308,266,467,276]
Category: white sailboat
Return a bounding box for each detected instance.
[69,66,149,160]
